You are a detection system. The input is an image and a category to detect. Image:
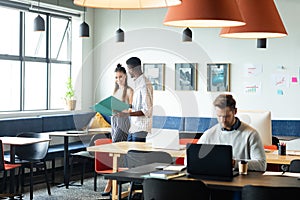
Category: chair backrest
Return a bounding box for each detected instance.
[242,185,300,200]
[94,138,113,172]
[15,132,50,161]
[143,178,210,200]
[87,134,109,157]
[125,150,173,168]
[0,140,5,171]
[289,159,300,173]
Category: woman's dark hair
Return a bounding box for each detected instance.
[115,63,126,73]
[114,63,129,102]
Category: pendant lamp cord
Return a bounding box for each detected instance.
[84,7,86,22]
[119,10,122,29]
[38,0,40,13]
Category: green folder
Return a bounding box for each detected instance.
[91,96,130,116]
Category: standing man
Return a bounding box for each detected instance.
[118,57,153,142]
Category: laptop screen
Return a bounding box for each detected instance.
[147,128,183,150]
[187,143,237,180]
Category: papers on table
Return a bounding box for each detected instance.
[287,151,300,156]
[263,171,300,178]
[163,165,186,172]
[91,96,130,116]
[146,165,186,180]
[149,170,186,180]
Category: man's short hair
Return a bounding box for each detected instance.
[213,94,236,110]
[126,57,141,68]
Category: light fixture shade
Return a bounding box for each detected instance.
[257,38,267,48]
[116,28,124,42]
[34,15,45,32]
[163,0,245,28]
[79,22,90,37]
[73,0,181,9]
[220,0,287,38]
[182,28,192,42]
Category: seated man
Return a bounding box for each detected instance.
[198,94,266,171]
[198,94,266,200]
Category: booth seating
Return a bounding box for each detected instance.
[0,112,97,183]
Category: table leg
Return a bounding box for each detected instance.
[9,145,16,194]
[110,153,120,200]
[117,181,122,200]
[64,136,69,189]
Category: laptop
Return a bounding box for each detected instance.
[186,143,239,181]
[147,128,185,150]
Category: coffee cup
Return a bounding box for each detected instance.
[238,160,248,175]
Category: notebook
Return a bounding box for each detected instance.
[186,143,239,181]
[148,128,185,150]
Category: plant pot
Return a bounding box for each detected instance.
[66,99,76,110]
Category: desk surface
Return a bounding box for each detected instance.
[47,127,111,137]
[265,150,300,165]
[87,141,185,158]
[87,141,300,165]
[0,136,51,145]
[105,163,300,191]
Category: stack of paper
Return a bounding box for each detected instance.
[149,170,185,180]
[263,171,300,178]
[91,96,130,116]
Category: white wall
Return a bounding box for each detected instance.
[83,0,300,119]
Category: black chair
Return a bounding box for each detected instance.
[69,133,109,187]
[242,185,300,200]
[125,150,174,200]
[288,159,300,173]
[15,132,51,200]
[143,178,210,200]
[0,140,22,198]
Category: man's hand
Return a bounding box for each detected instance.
[114,111,130,117]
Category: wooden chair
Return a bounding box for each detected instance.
[0,139,22,198]
[242,185,300,200]
[143,178,210,200]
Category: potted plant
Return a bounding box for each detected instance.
[65,77,76,110]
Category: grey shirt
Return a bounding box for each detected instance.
[198,121,267,171]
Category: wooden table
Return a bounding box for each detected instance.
[48,128,111,188]
[0,136,51,194]
[105,162,300,200]
[265,150,300,165]
[87,141,185,200]
[88,142,300,200]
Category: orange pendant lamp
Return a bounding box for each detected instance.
[73,0,181,9]
[220,0,287,38]
[163,0,245,28]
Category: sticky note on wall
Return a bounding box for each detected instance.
[291,76,298,83]
[277,89,283,95]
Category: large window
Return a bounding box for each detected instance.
[0,6,72,112]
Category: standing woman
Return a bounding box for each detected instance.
[101,63,133,196]
[111,63,133,142]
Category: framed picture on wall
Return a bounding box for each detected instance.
[175,63,197,91]
[143,63,165,91]
[207,63,230,92]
